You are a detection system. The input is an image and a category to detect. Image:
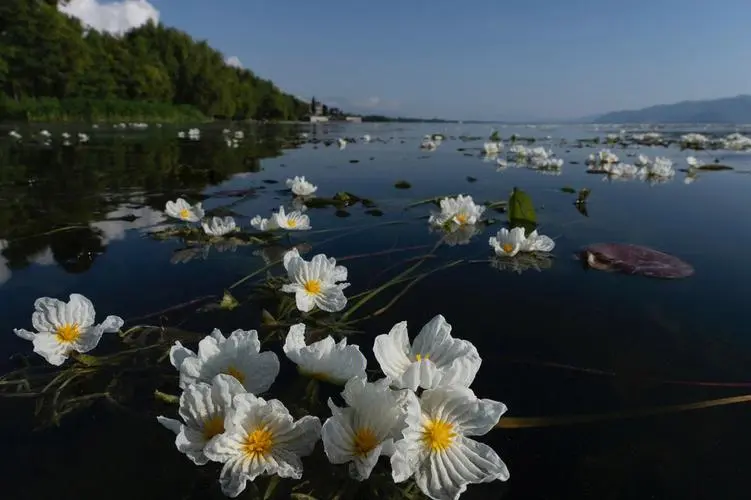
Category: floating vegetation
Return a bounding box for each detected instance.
[394,180,412,189]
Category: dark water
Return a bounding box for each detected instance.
[2,122,751,499]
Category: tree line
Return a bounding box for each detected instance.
[0,0,316,121]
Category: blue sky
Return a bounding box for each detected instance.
[149,0,751,120]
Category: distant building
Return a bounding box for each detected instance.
[345,116,362,123]
[312,103,324,116]
[310,116,329,123]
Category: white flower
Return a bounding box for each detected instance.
[165,198,205,222]
[483,142,501,155]
[283,324,366,384]
[156,374,245,465]
[391,386,510,500]
[488,227,524,257]
[169,329,279,393]
[201,216,237,236]
[647,157,675,178]
[496,158,508,170]
[373,314,481,391]
[686,156,701,167]
[362,134,372,143]
[281,248,350,312]
[322,377,411,480]
[13,294,123,366]
[428,195,485,229]
[337,138,347,149]
[634,154,650,167]
[203,393,321,498]
[421,135,438,150]
[272,206,311,230]
[285,176,318,196]
[489,227,554,256]
[250,215,278,231]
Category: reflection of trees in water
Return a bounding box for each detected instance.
[0,125,302,278]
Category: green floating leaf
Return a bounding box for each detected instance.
[576,188,591,204]
[466,176,477,183]
[365,209,384,217]
[560,186,576,194]
[394,180,412,189]
[698,164,733,171]
[508,187,537,233]
[261,309,276,325]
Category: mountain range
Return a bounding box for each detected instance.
[592,95,751,123]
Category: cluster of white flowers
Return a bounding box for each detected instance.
[222,128,244,148]
[680,133,709,149]
[507,145,563,171]
[420,134,443,151]
[586,148,619,167]
[489,227,555,257]
[285,176,318,196]
[589,154,675,182]
[718,132,751,150]
[161,310,508,499]
[178,128,201,140]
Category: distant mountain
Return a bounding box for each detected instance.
[593,95,751,124]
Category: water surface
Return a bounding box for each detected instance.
[1,122,750,500]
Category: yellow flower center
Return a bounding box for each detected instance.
[421,418,456,452]
[287,219,297,228]
[178,208,191,220]
[202,415,224,440]
[304,279,321,295]
[224,365,245,384]
[455,213,469,225]
[55,323,81,343]
[353,427,379,456]
[502,243,514,253]
[243,427,274,459]
[415,353,430,361]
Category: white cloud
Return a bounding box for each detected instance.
[90,205,167,244]
[58,0,159,35]
[225,56,243,68]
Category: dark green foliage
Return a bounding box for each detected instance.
[0,0,311,121]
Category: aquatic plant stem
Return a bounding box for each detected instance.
[497,394,751,429]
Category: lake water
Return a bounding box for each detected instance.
[1,122,751,500]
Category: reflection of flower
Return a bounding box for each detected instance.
[169,329,280,393]
[490,252,554,274]
[165,198,205,222]
[157,374,245,465]
[391,386,510,500]
[283,323,367,384]
[13,294,124,366]
[431,224,481,246]
[281,248,350,312]
[322,377,411,480]
[201,216,237,236]
[285,176,318,196]
[373,314,481,391]
[203,393,321,497]
[171,245,210,264]
[253,243,312,265]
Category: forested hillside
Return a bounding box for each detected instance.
[0,0,311,121]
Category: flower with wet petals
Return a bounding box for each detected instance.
[428,195,485,230]
[281,248,350,312]
[286,176,318,196]
[391,386,509,500]
[201,216,237,236]
[14,293,124,366]
[157,374,245,465]
[165,198,205,222]
[283,323,366,384]
[203,393,321,498]
[488,227,524,257]
[272,206,311,230]
[322,377,412,480]
[373,314,481,391]
[169,329,279,394]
